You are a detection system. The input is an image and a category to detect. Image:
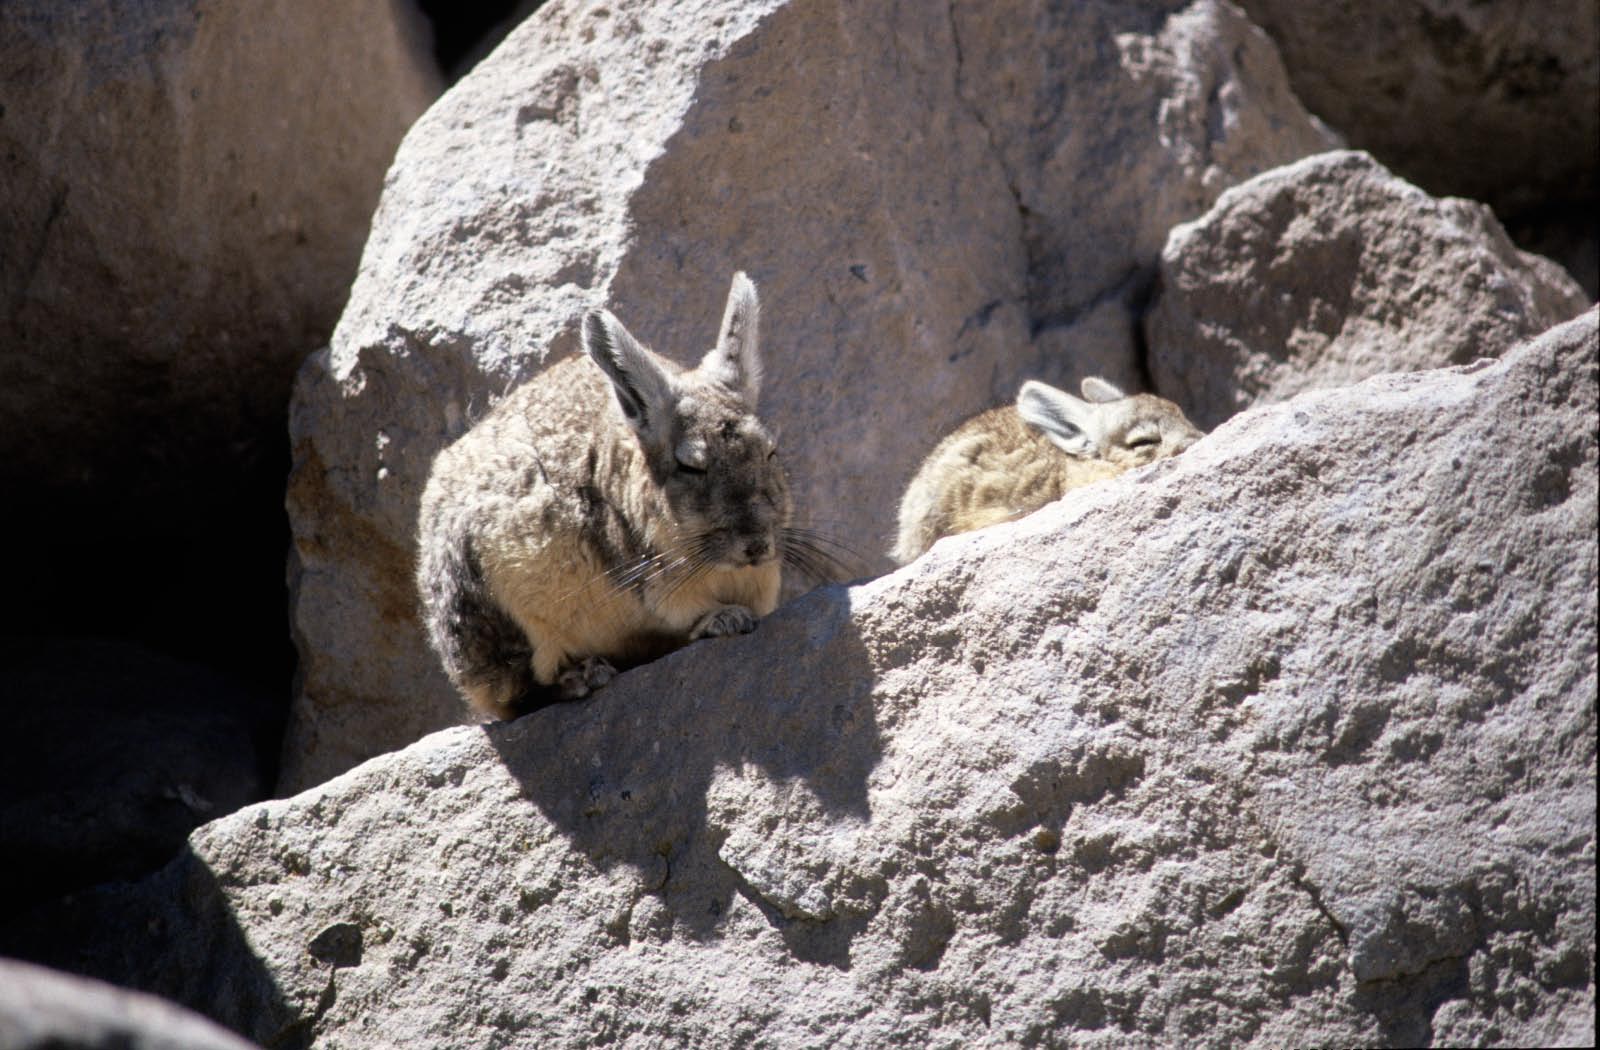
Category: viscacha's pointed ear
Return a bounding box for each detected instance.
[1017,380,1103,458]
[1080,376,1126,403]
[585,309,676,445]
[699,271,762,404]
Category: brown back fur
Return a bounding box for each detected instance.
[892,379,1202,564]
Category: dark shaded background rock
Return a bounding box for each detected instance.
[12,311,1592,1048]
[0,0,440,951]
[417,0,549,79]
[280,0,1338,792]
[0,0,439,690]
[1146,150,1589,429]
[0,958,259,1050]
[0,639,277,916]
[1236,0,1599,298]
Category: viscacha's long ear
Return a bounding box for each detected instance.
[1017,380,1103,458]
[699,271,762,404]
[1080,376,1126,403]
[585,309,676,444]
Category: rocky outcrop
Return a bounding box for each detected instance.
[282,0,1339,791]
[1146,150,1589,429]
[0,958,258,1050]
[1234,1,1600,301]
[1234,0,1598,218]
[14,310,1593,1048]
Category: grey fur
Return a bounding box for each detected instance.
[416,273,791,719]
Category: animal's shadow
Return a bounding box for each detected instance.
[484,580,883,966]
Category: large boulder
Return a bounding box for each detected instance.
[282,0,1337,791]
[1234,0,1598,218]
[0,0,439,524]
[0,958,257,1050]
[0,0,441,926]
[14,310,1593,1047]
[1146,150,1589,429]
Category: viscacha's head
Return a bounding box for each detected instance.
[584,272,792,569]
[1016,376,1204,469]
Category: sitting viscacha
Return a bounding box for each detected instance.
[416,273,795,720]
[891,376,1204,564]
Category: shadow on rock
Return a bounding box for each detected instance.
[0,842,307,1048]
[484,580,883,957]
[0,637,281,918]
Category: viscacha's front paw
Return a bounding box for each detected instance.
[556,656,617,699]
[690,604,757,641]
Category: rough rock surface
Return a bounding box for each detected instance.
[0,958,258,1050]
[1146,150,1590,430]
[1234,1,1600,301]
[1234,0,1598,218]
[17,311,1593,1048]
[283,0,1337,790]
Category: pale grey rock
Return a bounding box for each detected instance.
[282,0,1337,790]
[1146,150,1590,429]
[1234,0,1598,217]
[0,958,258,1050]
[38,311,1593,1047]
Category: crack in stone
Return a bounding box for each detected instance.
[946,0,1028,257]
[1290,862,1349,947]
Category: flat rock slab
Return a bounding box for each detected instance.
[18,310,1593,1048]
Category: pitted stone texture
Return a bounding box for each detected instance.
[1146,151,1589,429]
[282,0,1337,790]
[27,312,1593,1048]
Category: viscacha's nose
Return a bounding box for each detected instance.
[744,537,771,562]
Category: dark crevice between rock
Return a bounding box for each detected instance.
[1128,266,1162,393]
[0,447,296,921]
[417,0,551,82]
